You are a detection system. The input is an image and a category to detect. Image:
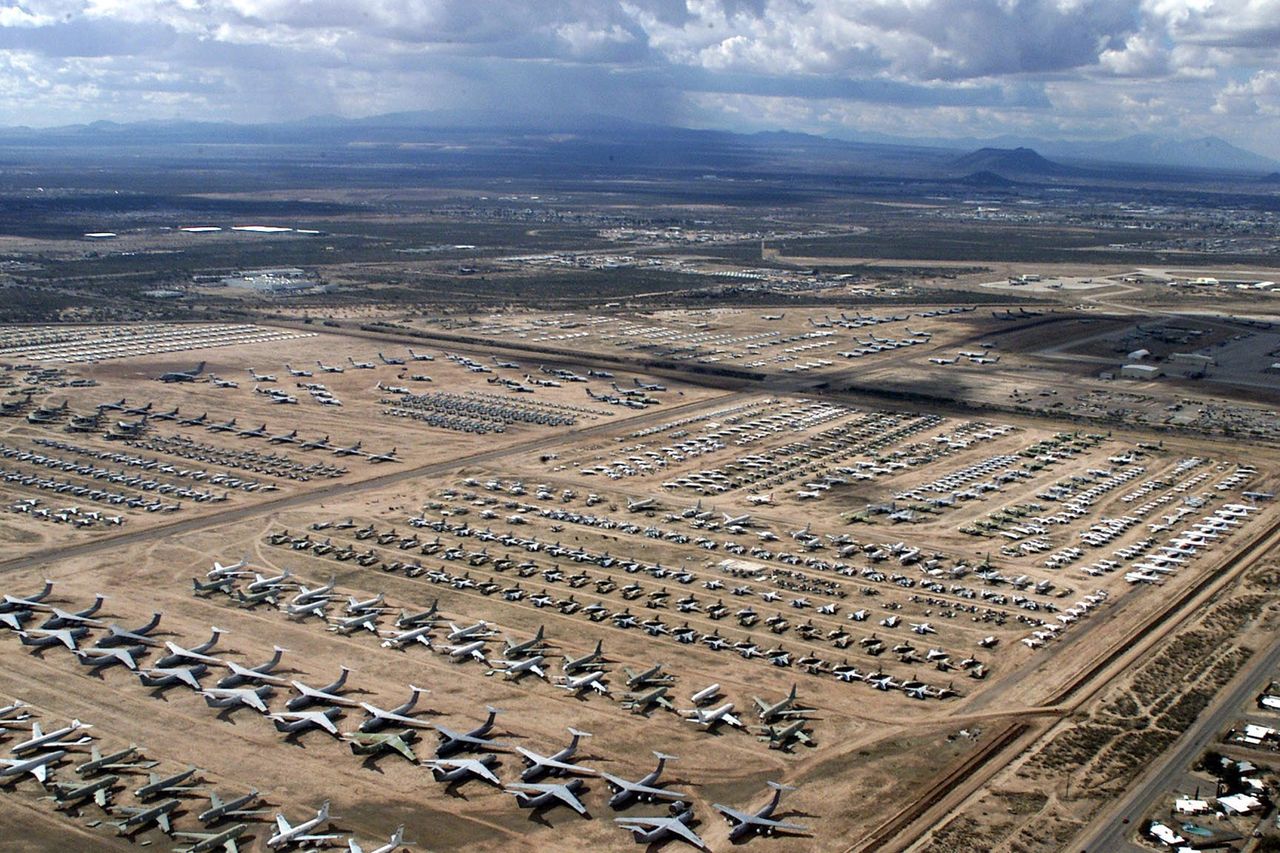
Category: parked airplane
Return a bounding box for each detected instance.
[159,362,207,383]
[267,801,339,850]
[427,755,501,786]
[518,728,596,782]
[434,707,506,757]
[508,780,589,816]
[602,752,687,808]
[713,781,810,841]
[358,686,430,732]
[615,804,706,849]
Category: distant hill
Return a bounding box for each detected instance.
[948,147,1075,179]
[1262,172,1280,183]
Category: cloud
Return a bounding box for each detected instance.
[0,0,1274,158]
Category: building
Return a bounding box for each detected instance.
[1119,364,1163,380]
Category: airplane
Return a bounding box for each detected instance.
[271,708,344,737]
[76,644,147,671]
[216,646,289,689]
[287,666,357,710]
[247,369,277,382]
[563,640,606,674]
[627,498,655,512]
[358,686,431,732]
[557,670,609,696]
[689,683,721,706]
[635,379,666,391]
[157,628,226,668]
[447,639,489,664]
[447,620,497,642]
[316,360,345,374]
[486,655,547,681]
[615,803,707,849]
[76,745,156,777]
[747,493,773,505]
[502,626,548,659]
[754,684,803,723]
[348,825,408,853]
[348,357,375,370]
[38,595,107,628]
[602,752,687,808]
[623,663,673,690]
[135,766,201,801]
[329,612,381,636]
[95,612,163,648]
[713,781,810,841]
[332,440,364,457]
[345,729,419,761]
[202,685,274,713]
[206,417,238,433]
[621,686,674,714]
[286,364,313,377]
[46,773,121,809]
[518,728,596,781]
[760,719,813,750]
[493,357,520,369]
[268,429,300,444]
[178,411,209,426]
[19,626,89,650]
[113,797,181,836]
[380,624,433,650]
[198,789,264,825]
[408,348,434,361]
[426,755,502,786]
[380,352,408,366]
[299,434,333,451]
[723,513,752,527]
[434,706,507,757]
[138,664,209,691]
[0,579,54,613]
[0,749,67,785]
[682,702,743,729]
[507,779,590,816]
[365,447,399,464]
[236,422,269,439]
[210,377,239,389]
[172,824,249,853]
[928,357,957,365]
[267,801,340,850]
[159,362,207,383]
[10,719,93,756]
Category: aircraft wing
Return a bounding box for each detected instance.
[749,816,809,833]
[388,738,417,761]
[32,762,51,784]
[157,811,172,834]
[175,669,202,689]
[244,694,268,713]
[275,815,292,835]
[523,753,596,776]
[550,786,588,815]
[712,805,754,826]
[314,714,339,736]
[645,817,706,849]
[294,833,342,844]
[95,787,110,807]
[723,712,743,727]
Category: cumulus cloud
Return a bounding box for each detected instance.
[0,0,1275,158]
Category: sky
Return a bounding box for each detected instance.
[0,0,1278,157]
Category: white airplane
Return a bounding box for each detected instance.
[486,655,547,681]
[556,670,609,695]
[267,801,340,850]
[348,825,407,853]
[446,640,488,664]
[723,513,751,527]
[10,720,93,755]
[746,494,773,505]
[285,364,313,377]
[682,702,742,729]
[1,749,67,784]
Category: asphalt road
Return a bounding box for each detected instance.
[1073,624,1280,853]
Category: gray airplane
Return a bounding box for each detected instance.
[358,685,430,732]
[215,646,288,689]
[518,728,596,782]
[426,755,502,787]
[602,752,687,808]
[18,626,89,650]
[485,654,547,681]
[760,719,814,750]
[446,620,497,642]
[0,749,67,785]
[507,779,589,816]
[624,663,673,690]
[754,684,803,724]
[1,579,54,613]
[395,601,439,628]
[138,664,208,690]
[503,626,548,659]
[562,640,606,675]
[135,766,201,801]
[193,576,237,597]
[46,773,120,809]
[434,706,507,757]
[37,595,106,629]
[173,823,248,853]
[156,628,226,668]
[271,708,343,737]
[159,362,207,383]
[615,803,707,850]
[202,685,273,713]
[713,781,810,841]
[114,797,181,835]
[286,667,357,711]
[95,612,163,647]
[76,643,148,671]
[621,686,674,714]
[76,744,156,777]
[198,789,264,825]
